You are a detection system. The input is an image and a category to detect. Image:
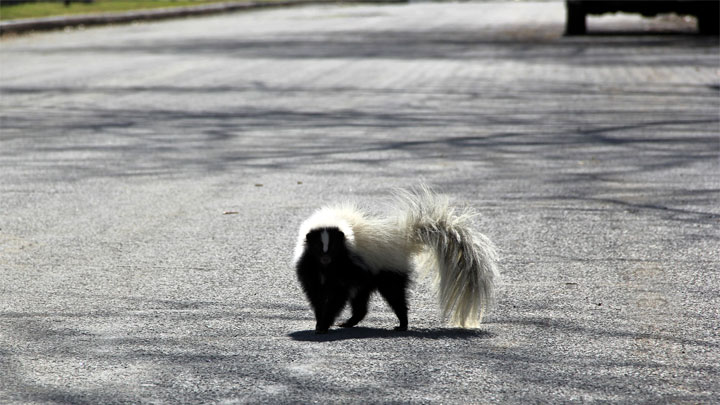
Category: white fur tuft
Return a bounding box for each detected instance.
[395,185,499,327]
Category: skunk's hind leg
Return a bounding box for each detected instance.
[377,271,409,331]
[339,286,372,328]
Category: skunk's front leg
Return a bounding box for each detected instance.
[315,290,349,334]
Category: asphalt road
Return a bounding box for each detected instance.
[1,2,718,403]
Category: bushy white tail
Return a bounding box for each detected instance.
[397,186,499,327]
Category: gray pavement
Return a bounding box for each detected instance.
[1,2,719,403]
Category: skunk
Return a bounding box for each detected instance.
[293,186,499,334]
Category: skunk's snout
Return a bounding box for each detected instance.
[319,255,332,265]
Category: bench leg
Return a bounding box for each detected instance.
[565,1,587,35]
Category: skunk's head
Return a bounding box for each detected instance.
[293,206,357,265]
[304,227,347,266]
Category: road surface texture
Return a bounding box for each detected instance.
[1,1,718,403]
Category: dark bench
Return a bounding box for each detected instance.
[565,0,720,35]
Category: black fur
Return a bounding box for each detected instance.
[296,227,409,334]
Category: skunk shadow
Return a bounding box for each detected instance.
[288,326,493,342]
